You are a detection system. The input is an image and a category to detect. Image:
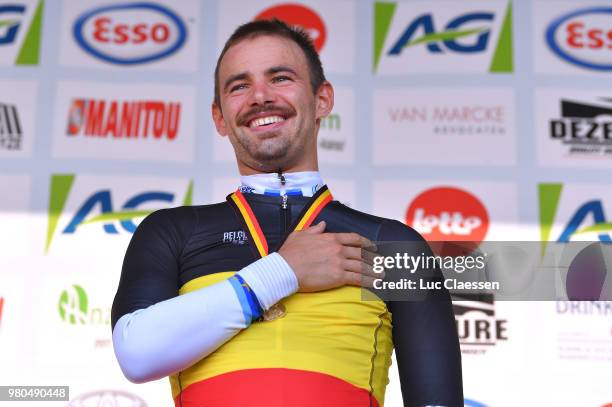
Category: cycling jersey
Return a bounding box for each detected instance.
[111,180,462,407]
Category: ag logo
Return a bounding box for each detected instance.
[45,174,193,252]
[0,1,43,65]
[540,183,612,256]
[406,186,489,243]
[546,7,612,71]
[0,5,25,45]
[254,3,327,52]
[373,1,513,73]
[73,2,187,65]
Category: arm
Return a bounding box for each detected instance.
[379,220,463,407]
[111,208,297,383]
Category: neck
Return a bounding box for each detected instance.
[239,171,324,197]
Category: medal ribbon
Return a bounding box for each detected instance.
[227,185,333,259]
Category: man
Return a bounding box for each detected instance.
[112,20,462,407]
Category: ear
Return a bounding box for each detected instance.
[212,102,228,137]
[315,81,334,120]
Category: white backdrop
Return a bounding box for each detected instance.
[1,0,611,406]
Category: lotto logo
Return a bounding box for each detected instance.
[406,187,490,242]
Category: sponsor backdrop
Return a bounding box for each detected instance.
[0,0,611,406]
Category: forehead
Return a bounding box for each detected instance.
[218,35,309,79]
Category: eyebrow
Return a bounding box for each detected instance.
[223,66,299,92]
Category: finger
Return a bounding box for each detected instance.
[335,232,375,249]
[341,246,363,261]
[344,259,383,279]
[360,249,378,266]
[304,221,326,234]
[343,272,378,288]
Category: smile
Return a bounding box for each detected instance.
[248,115,286,128]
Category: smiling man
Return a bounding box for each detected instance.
[112,20,462,407]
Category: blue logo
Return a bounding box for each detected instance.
[0,5,25,45]
[73,2,187,65]
[546,7,612,71]
[465,399,488,407]
[388,12,495,55]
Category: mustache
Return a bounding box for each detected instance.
[237,105,296,126]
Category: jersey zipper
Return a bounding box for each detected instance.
[281,193,289,233]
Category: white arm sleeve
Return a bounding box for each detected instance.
[112,252,297,383]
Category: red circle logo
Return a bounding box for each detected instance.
[254,3,327,52]
[406,187,489,243]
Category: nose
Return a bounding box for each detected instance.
[248,80,276,106]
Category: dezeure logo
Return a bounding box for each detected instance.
[546,7,612,71]
[73,2,187,65]
[406,187,489,242]
[67,390,147,407]
[254,4,327,52]
[0,103,23,150]
[548,98,612,157]
[66,98,181,139]
[453,294,508,354]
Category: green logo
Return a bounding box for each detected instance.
[0,1,44,65]
[46,174,193,252]
[58,284,110,325]
[539,183,612,257]
[320,113,341,131]
[58,285,88,325]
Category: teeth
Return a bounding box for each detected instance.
[249,115,285,128]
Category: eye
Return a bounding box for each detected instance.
[272,75,291,83]
[230,83,248,92]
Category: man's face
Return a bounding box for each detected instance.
[213,35,333,174]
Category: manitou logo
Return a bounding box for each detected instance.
[406,187,489,242]
[254,4,327,52]
[66,98,181,139]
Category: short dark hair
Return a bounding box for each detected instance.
[214,19,326,107]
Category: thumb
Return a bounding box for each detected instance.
[304,220,326,234]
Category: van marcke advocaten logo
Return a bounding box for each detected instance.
[406,186,489,243]
[73,2,187,65]
[254,3,326,53]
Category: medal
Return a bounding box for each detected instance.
[262,303,286,321]
[227,185,333,321]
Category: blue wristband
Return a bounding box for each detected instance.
[228,274,263,324]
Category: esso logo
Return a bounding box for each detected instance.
[254,3,327,52]
[73,3,187,65]
[546,7,612,71]
[406,187,489,242]
[67,390,147,406]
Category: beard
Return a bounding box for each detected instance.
[238,131,292,162]
[230,127,299,172]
